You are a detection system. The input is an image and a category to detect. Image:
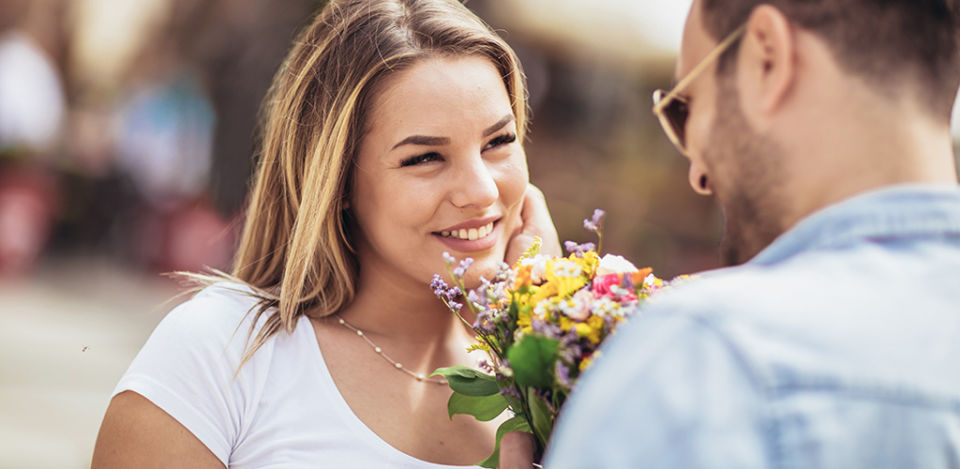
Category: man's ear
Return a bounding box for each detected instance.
[736,5,796,124]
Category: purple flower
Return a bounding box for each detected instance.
[448,301,463,312]
[559,333,583,362]
[452,257,474,279]
[555,361,572,388]
[493,262,512,282]
[472,308,497,334]
[564,241,596,258]
[500,386,521,399]
[583,209,605,233]
[443,286,462,301]
[430,274,448,298]
[442,251,457,265]
[467,290,483,308]
[531,319,564,339]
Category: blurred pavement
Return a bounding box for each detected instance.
[0,258,178,469]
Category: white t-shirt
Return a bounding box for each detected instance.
[113,283,481,469]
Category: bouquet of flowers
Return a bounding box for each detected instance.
[430,210,673,466]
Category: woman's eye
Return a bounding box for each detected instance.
[400,152,442,167]
[483,133,517,151]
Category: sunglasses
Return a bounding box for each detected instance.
[652,25,746,155]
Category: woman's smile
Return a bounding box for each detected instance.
[433,217,501,252]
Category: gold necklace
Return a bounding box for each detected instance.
[333,314,448,385]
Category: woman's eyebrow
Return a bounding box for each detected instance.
[391,135,450,150]
[483,114,514,137]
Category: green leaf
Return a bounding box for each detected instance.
[477,416,533,468]
[508,300,520,324]
[431,366,499,396]
[501,392,526,417]
[506,335,559,388]
[528,391,555,449]
[448,392,509,422]
[432,365,484,379]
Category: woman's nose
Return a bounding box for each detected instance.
[450,155,499,209]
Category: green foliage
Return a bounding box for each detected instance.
[431,366,499,396]
[447,392,509,422]
[506,335,559,388]
[477,416,533,468]
[500,391,526,419]
[528,392,554,448]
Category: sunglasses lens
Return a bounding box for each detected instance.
[653,90,690,153]
[663,98,689,150]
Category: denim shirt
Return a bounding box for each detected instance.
[545,184,960,469]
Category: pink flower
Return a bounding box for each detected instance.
[592,273,623,299]
[593,273,638,302]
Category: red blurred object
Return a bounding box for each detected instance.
[0,167,58,277]
[131,198,237,273]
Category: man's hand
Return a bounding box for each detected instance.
[505,185,561,265]
[499,431,537,469]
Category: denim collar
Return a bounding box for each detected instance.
[749,184,960,266]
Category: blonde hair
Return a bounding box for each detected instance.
[220,0,529,363]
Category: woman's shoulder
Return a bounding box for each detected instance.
[143,281,280,365]
[114,282,284,464]
[161,281,268,334]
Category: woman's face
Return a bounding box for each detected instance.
[351,55,528,289]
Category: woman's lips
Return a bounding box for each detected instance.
[433,220,500,253]
[438,221,495,241]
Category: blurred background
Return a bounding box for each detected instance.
[0,0,958,467]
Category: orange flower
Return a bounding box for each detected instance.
[514,264,533,290]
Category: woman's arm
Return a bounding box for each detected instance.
[91,391,225,469]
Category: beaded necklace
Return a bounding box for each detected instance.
[333,314,448,385]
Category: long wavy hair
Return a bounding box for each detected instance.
[209,0,528,364]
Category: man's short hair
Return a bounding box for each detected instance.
[701,0,960,119]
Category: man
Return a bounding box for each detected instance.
[546,1,960,467]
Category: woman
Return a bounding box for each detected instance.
[92,0,559,467]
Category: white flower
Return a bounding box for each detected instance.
[597,254,639,276]
[561,288,594,321]
[552,259,583,278]
[520,254,550,284]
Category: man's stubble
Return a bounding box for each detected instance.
[705,74,789,266]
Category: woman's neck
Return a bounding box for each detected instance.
[336,263,473,347]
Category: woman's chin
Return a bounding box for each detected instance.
[460,257,504,288]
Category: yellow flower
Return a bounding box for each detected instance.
[466,340,490,353]
[572,251,601,278]
[516,303,532,332]
[579,352,601,372]
[570,314,605,344]
[529,281,559,305]
[544,258,588,299]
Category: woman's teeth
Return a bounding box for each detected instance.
[440,222,495,241]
